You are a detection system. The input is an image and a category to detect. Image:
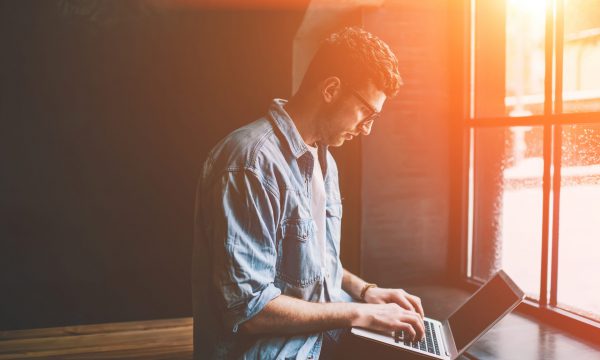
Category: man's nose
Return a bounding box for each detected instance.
[360,120,374,136]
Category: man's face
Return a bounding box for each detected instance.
[318,80,387,147]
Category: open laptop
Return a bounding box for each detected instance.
[351,270,525,359]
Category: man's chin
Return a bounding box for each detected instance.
[323,134,350,147]
[328,137,345,147]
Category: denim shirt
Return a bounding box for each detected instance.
[193,99,352,360]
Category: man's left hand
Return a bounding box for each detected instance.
[363,287,425,320]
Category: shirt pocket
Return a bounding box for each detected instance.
[277,218,321,287]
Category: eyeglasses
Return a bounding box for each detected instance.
[349,88,380,131]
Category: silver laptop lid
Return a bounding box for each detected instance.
[447,270,525,355]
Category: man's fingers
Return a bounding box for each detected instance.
[367,302,424,342]
[394,322,417,342]
[392,293,425,338]
[401,312,425,341]
[407,294,425,319]
[393,293,416,313]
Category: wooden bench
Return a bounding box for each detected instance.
[0,318,192,359]
[1,286,599,359]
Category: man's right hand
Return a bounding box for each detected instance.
[237,295,425,341]
[352,303,425,342]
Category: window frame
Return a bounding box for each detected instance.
[459,0,600,343]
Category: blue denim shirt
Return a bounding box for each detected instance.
[193,99,352,360]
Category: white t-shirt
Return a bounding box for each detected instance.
[306,145,327,273]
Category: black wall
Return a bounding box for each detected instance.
[359,0,463,286]
[0,1,307,330]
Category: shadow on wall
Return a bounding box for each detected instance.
[0,0,307,330]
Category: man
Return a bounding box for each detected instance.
[193,27,425,359]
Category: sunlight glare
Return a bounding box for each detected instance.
[508,0,548,14]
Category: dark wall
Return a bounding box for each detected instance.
[0,1,307,330]
[359,0,464,286]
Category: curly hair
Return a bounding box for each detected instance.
[300,26,403,97]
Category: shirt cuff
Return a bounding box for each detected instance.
[227,283,281,333]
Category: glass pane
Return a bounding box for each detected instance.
[505,0,547,117]
[471,126,543,299]
[472,0,507,118]
[563,0,600,113]
[473,0,546,118]
[557,123,600,321]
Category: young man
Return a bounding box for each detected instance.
[193,27,425,359]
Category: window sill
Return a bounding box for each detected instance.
[462,277,600,346]
[403,283,600,359]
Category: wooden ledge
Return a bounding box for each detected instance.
[0,318,192,360]
[2,287,599,359]
[403,284,600,359]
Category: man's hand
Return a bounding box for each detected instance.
[362,287,425,341]
[352,303,425,342]
[363,287,425,319]
[341,270,426,341]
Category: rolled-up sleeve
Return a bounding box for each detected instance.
[207,168,281,333]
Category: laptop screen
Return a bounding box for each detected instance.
[448,271,524,352]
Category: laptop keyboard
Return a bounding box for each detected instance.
[396,319,441,356]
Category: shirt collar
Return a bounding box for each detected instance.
[267,98,311,159]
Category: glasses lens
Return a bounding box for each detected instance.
[365,112,379,123]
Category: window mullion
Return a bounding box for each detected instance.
[539,0,556,307]
[550,0,565,308]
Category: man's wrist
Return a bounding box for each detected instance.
[348,303,365,327]
[326,301,364,328]
[360,283,378,302]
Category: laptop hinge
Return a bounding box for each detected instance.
[441,320,459,359]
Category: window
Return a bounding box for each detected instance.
[464,0,600,326]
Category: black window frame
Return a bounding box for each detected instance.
[459,0,600,344]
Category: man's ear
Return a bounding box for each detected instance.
[321,76,341,104]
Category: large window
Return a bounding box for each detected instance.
[464,0,600,326]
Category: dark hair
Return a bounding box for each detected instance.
[300,26,403,97]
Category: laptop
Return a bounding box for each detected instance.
[351,270,525,359]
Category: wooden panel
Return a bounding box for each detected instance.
[0,318,192,341]
[0,318,192,360]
